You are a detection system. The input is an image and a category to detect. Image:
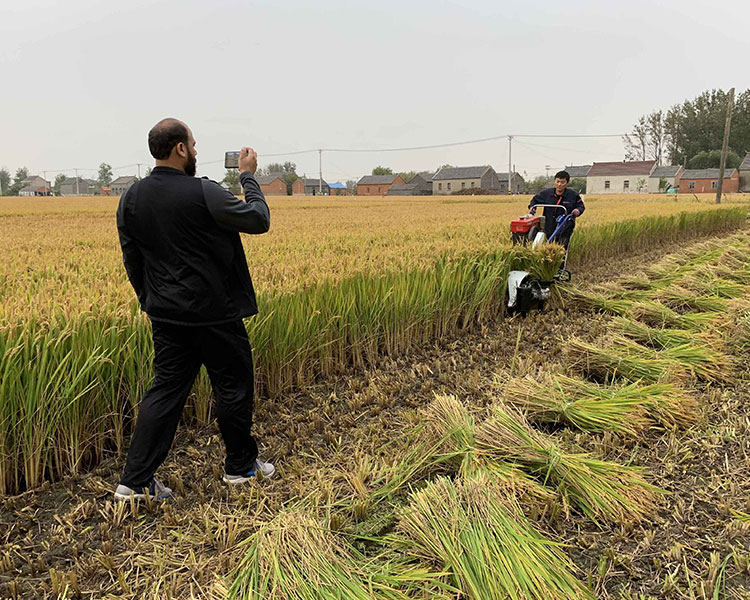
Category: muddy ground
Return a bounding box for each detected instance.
[2,232,750,599]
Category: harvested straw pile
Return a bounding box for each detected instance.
[475,405,659,523]
[502,373,698,434]
[655,285,727,314]
[230,509,444,599]
[612,317,705,349]
[629,301,714,331]
[562,288,632,315]
[397,474,594,600]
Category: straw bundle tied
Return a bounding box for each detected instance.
[397,474,594,600]
[501,373,699,434]
[475,404,659,523]
[230,509,448,599]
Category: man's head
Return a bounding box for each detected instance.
[148,118,197,176]
[553,170,570,195]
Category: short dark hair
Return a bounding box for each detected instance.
[554,170,570,182]
[148,118,188,160]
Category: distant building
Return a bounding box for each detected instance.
[679,168,739,194]
[648,165,683,193]
[292,177,329,196]
[328,182,349,196]
[739,153,750,192]
[586,160,657,194]
[59,177,96,196]
[357,174,405,196]
[18,175,51,196]
[564,165,592,180]
[496,172,525,194]
[256,173,287,196]
[386,173,433,196]
[432,166,499,195]
[110,175,138,196]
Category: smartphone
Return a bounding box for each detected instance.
[224,151,241,169]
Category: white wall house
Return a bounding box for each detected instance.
[648,165,683,193]
[586,160,657,194]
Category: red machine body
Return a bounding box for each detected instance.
[510,215,540,234]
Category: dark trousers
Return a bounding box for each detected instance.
[120,319,258,489]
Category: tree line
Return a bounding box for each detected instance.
[623,88,750,168]
[0,163,119,196]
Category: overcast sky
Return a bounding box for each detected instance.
[2,0,748,183]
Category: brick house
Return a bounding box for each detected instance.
[740,153,750,192]
[59,177,96,196]
[110,175,138,196]
[586,161,656,194]
[18,175,52,196]
[432,166,499,195]
[386,173,433,196]
[256,173,287,196]
[496,172,525,194]
[328,182,349,196]
[679,168,739,194]
[648,165,683,193]
[357,174,405,196]
[292,177,329,196]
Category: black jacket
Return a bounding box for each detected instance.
[528,187,585,238]
[116,167,270,325]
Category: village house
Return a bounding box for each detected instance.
[292,177,330,196]
[110,175,138,196]
[648,165,683,193]
[586,160,657,194]
[18,175,52,196]
[678,168,739,194]
[432,166,499,195]
[357,174,405,196]
[740,153,750,192]
[256,173,287,196]
[564,165,592,181]
[59,177,96,196]
[496,172,525,194]
[328,182,348,196]
[386,173,433,196]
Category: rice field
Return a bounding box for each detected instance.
[3,215,750,597]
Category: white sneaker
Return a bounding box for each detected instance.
[113,477,172,501]
[223,459,276,484]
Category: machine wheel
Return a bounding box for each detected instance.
[511,232,523,246]
[525,226,539,245]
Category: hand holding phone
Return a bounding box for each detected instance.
[238,147,257,174]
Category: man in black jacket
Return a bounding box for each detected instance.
[528,170,585,249]
[114,118,272,500]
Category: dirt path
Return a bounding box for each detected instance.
[3,231,750,599]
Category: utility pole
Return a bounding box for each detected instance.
[75,168,80,195]
[318,149,323,196]
[137,163,142,179]
[716,87,735,205]
[507,135,513,195]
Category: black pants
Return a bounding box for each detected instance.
[120,319,258,489]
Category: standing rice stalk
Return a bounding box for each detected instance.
[475,405,660,523]
[396,474,594,600]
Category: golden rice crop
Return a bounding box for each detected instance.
[0,196,748,493]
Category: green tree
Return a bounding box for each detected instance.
[222,169,241,194]
[263,161,298,194]
[623,111,669,164]
[345,179,357,195]
[0,168,10,196]
[399,171,416,183]
[9,167,29,195]
[53,173,67,195]
[371,166,393,175]
[97,163,113,190]
[687,149,741,169]
[569,177,587,194]
[525,175,552,194]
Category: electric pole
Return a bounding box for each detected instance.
[507,135,513,195]
[75,168,80,195]
[716,87,735,205]
[318,149,323,196]
[137,163,142,179]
